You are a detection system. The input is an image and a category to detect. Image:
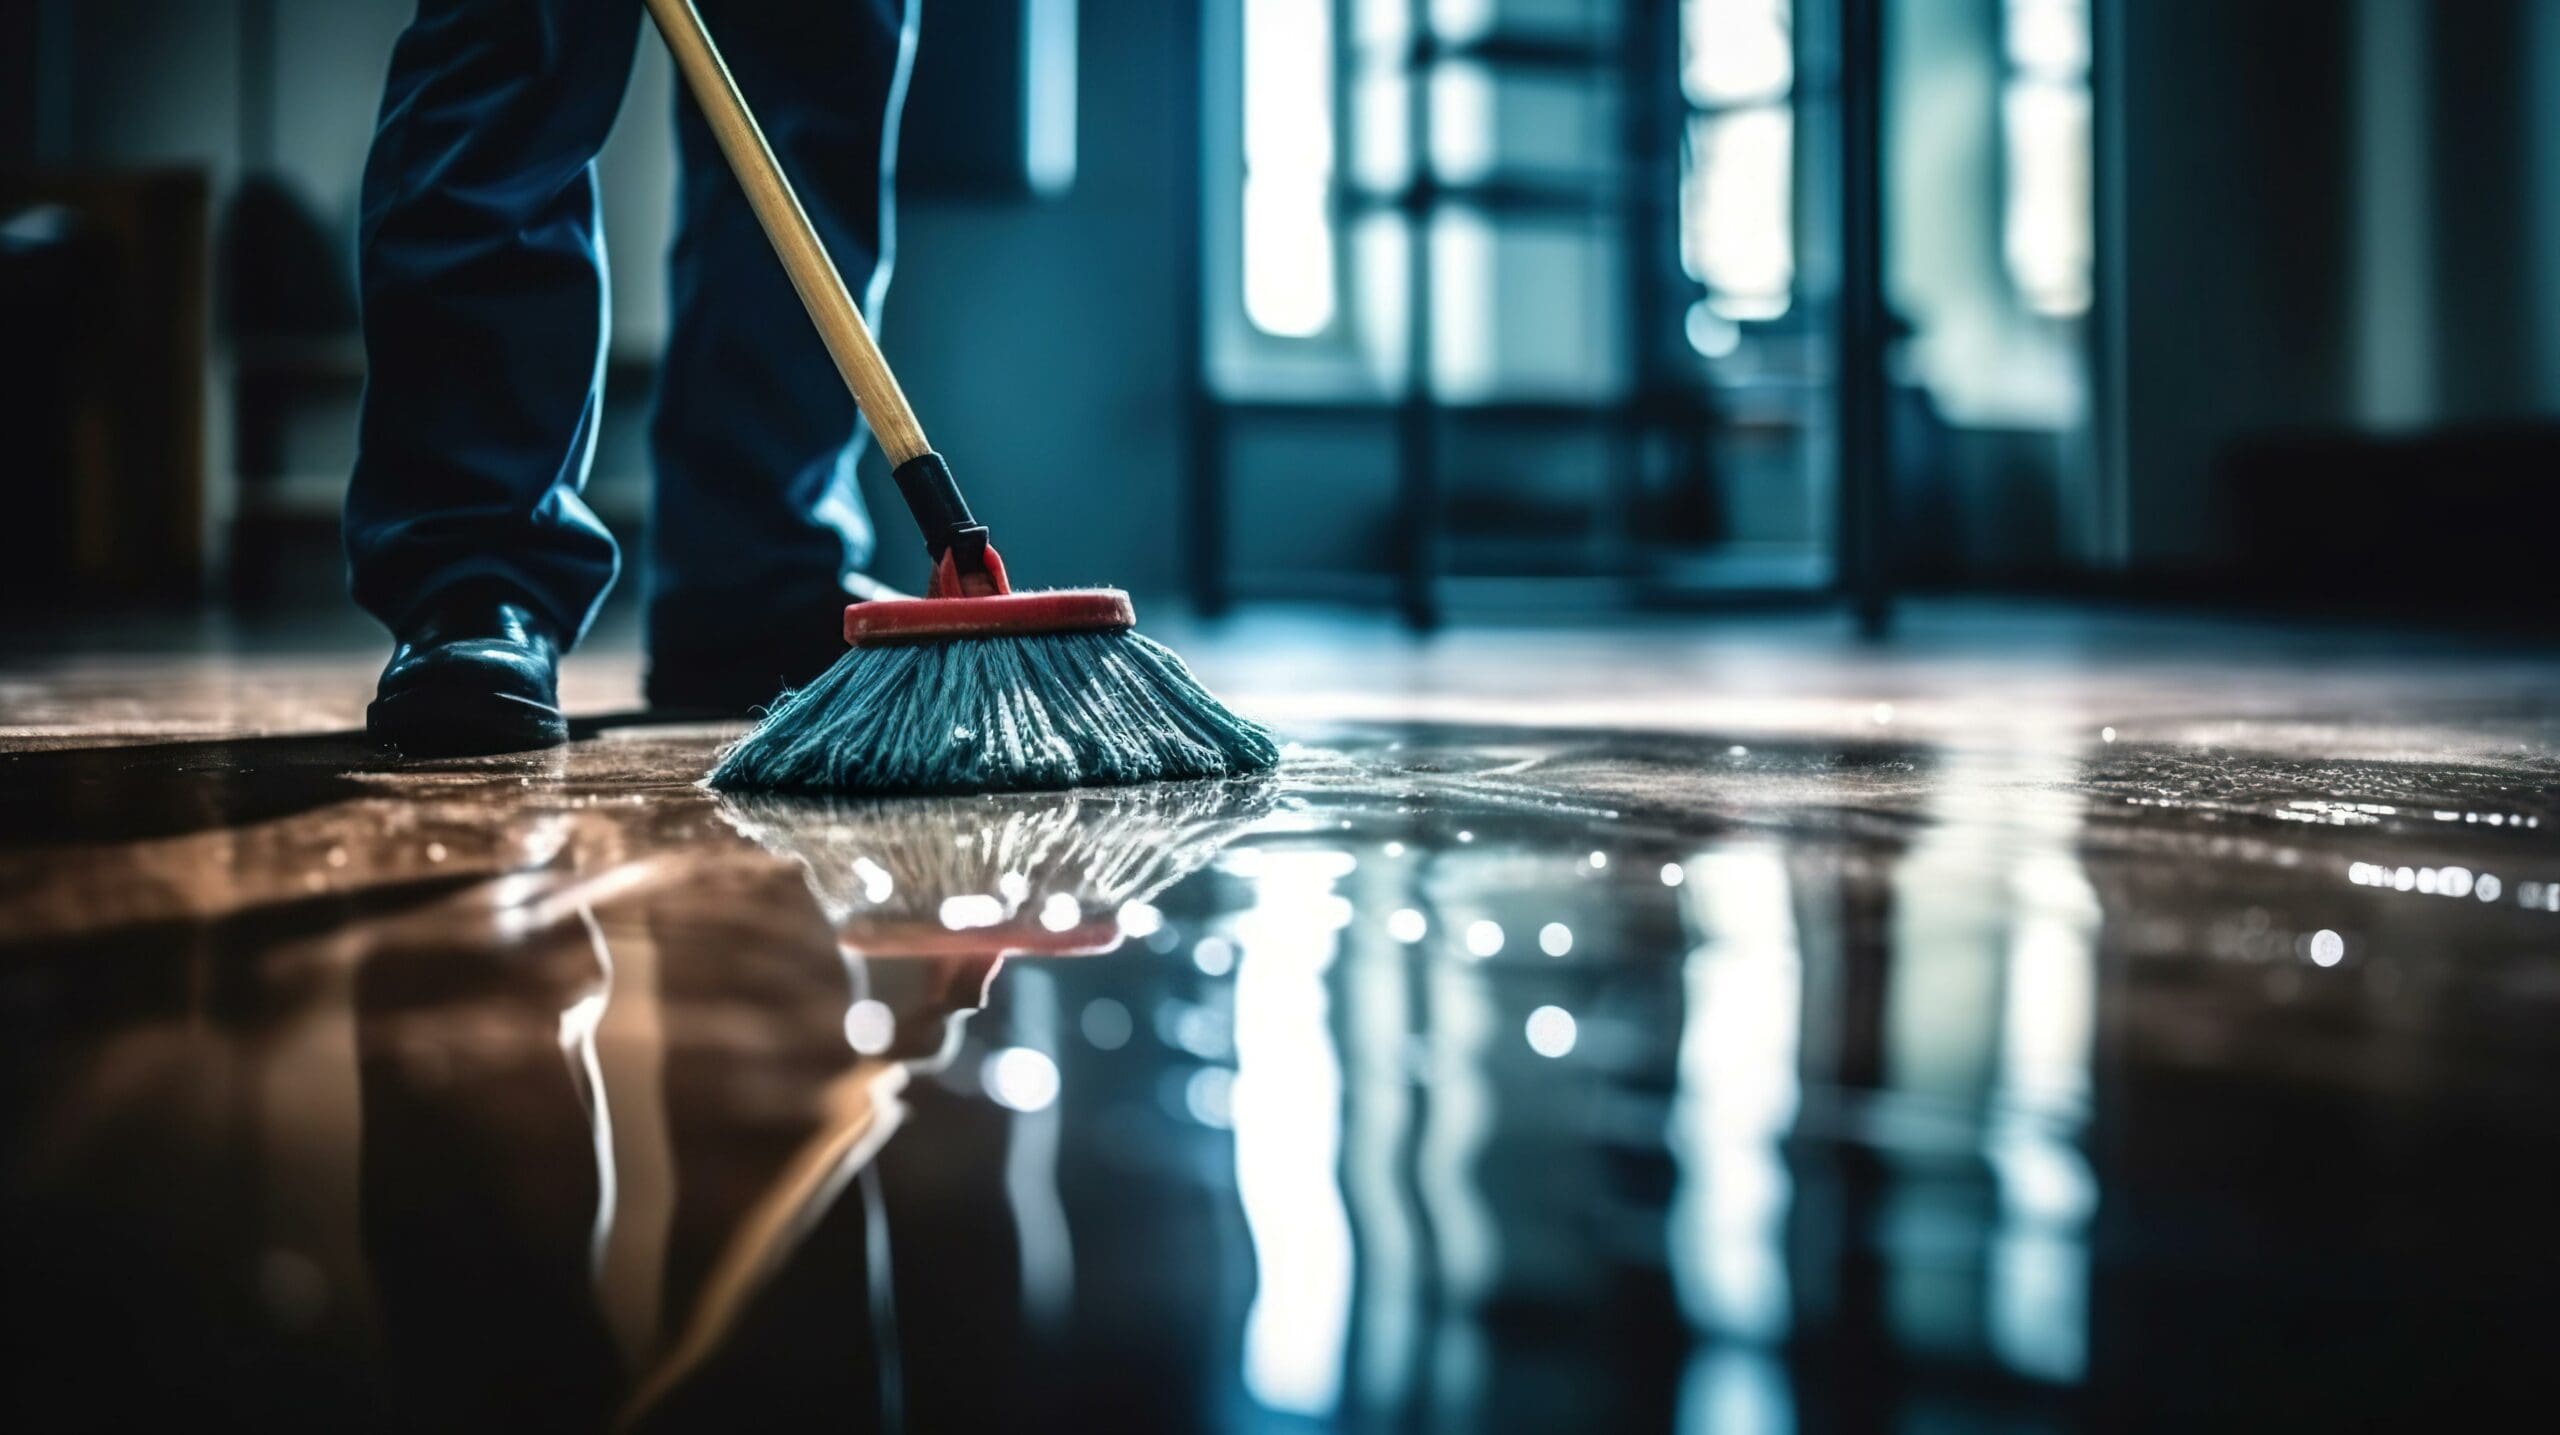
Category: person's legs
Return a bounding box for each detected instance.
[347,0,642,649]
[644,0,919,711]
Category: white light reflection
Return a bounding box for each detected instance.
[565,904,618,1283]
[1231,856,1354,1417]
[1895,738,2098,1385]
[1989,852,2099,1384]
[1185,1066,1237,1128]
[940,894,1005,930]
[982,1047,1060,1113]
[1038,894,1083,932]
[852,856,894,904]
[843,998,896,1055]
[1340,826,1424,1413]
[1463,920,1504,958]
[1669,846,1800,1346]
[1117,900,1163,938]
[1538,922,1573,957]
[2348,861,2480,901]
[1388,907,1429,943]
[1524,1005,1577,1058]
[1676,1343,1793,1435]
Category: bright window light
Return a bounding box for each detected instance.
[1680,0,1796,323]
[1682,0,1794,107]
[1429,60,1494,184]
[2005,0,2091,73]
[1023,0,1079,196]
[2002,0,2093,317]
[1524,1005,1578,1058]
[1685,108,1795,320]
[1242,0,1338,337]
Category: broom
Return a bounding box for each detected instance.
[639,0,1279,796]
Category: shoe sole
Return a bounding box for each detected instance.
[367,688,570,757]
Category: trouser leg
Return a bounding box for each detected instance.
[646,0,917,660]
[347,0,644,644]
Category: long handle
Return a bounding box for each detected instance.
[642,0,930,466]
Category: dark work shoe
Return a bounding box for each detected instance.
[645,576,907,717]
[367,589,569,756]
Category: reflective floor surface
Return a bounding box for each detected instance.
[4,605,2559,1431]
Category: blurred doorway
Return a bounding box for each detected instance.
[1188,0,2099,626]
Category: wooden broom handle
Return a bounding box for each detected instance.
[642,0,932,465]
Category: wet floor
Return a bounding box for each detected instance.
[5,611,2560,1431]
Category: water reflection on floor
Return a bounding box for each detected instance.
[6,635,2560,1430]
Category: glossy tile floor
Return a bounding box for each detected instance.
[5,604,2559,1431]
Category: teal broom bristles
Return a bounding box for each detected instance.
[715,778,1281,928]
[705,626,1280,796]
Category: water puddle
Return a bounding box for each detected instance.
[5,719,2560,1428]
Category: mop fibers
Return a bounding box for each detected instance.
[707,627,1279,796]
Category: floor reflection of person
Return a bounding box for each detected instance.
[351,866,996,1432]
[355,917,627,1430]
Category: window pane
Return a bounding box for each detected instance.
[2004,0,2090,77]
[2002,79,2092,317]
[1684,107,1795,320]
[1243,0,1334,174]
[1243,0,1338,336]
[1683,0,1794,108]
[1244,176,1339,337]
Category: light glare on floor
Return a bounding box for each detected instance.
[984,1047,1061,1112]
[1525,1005,1577,1058]
[940,894,1004,929]
[843,998,895,1054]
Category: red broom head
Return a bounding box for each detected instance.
[834,918,1130,958]
[843,542,1136,647]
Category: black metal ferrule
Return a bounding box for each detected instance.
[890,451,991,569]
